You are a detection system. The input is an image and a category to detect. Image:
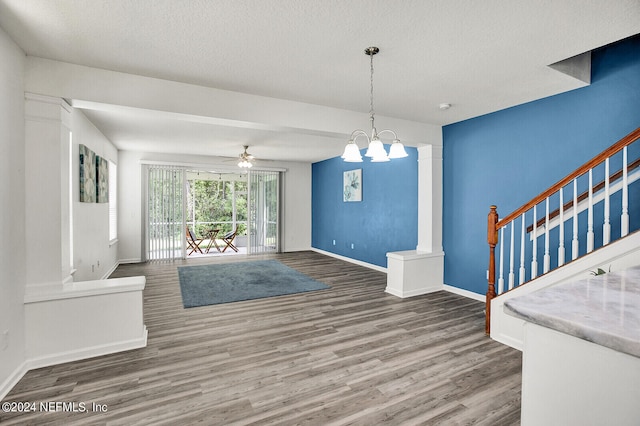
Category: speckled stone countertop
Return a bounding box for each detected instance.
[504,266,640,358]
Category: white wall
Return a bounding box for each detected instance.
[0,27,26,397]
[118,151,311,262]
[71,108,119,280]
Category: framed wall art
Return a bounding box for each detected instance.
[343,169,362,202]
[79,144,96,203]
[96,155,109,203]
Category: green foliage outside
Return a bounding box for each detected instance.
[187,179,248,237]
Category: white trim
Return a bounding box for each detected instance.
[119,258,142,264]
[310,247,387,273]
[386,249,444,261]
[0,361,29,401]
[25,327,147,372]
[102,261,120,280]
[491,329,524,351]
[109,238,119,247]
[443,284,485,302]
[385,285,441,298]
[139,159,287,173]
[25,276,145,304]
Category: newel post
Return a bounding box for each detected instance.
[486,205,499,335]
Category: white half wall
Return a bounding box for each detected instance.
[0,26,27,402]
[24,277,147,370]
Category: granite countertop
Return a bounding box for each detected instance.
[504,266,640,358]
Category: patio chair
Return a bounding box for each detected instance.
[221,227,239,252]
[186,226,205,255]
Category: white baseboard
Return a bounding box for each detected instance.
[310,248,387,273]
[0,326,148,401]
[118,258,142,264]
[385,285,441,298]
[492,330,524,352]
[2,327,148,400]
[102,261,120,279]
[26,326,148,372]
[0,361,29,401]
[443,284,485,302]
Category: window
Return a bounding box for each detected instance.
[109,160,117,243]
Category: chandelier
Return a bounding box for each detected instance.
[342,46,408,162]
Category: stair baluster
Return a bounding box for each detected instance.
[558,187,565,266]
[604,158,611,245]
[622,147,629,237]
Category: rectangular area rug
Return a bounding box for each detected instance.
[177,259,330,308]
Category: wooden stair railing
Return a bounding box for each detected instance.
[486,127,640,334]
[526,157,640,233]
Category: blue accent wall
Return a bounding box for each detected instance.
[312,146,418,267]
[443,35,640,295]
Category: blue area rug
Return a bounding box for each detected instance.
[177,260,330,308]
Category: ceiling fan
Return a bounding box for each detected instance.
[237,145,255,168]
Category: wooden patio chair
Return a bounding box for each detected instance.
[221,227,239,252]
[186,226,205,255]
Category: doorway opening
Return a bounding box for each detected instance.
[144,165,281,261]
[186,170,248,257]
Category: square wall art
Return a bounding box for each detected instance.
[343,169,362,202]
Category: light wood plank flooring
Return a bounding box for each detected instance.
[2,251,522,425]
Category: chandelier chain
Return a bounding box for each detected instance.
[369,50,375,126]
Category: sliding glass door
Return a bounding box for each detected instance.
[248,170,280,254]
[144,164,281,260]
[144,165,186,261]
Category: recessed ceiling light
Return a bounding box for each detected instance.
[439,103,451,110]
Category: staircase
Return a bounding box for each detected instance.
[486,127,640,349]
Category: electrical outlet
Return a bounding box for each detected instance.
[97,260,100,267]
[486,270,489,280]
[1,330,9,351]
[351,243,354,249]
[92,264,95,273]
[332,239,336,246]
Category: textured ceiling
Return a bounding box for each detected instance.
[1,0,639,162]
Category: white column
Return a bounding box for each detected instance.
[24,93,73,296]
[416,144,443,253]
[386,143,444,297]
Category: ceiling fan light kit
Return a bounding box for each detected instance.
[237,145,254,168]
[342,46,408,163]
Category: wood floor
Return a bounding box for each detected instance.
[2,251,522,425]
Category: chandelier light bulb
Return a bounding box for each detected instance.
[388,140,409,159]
[342,141,363,162]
